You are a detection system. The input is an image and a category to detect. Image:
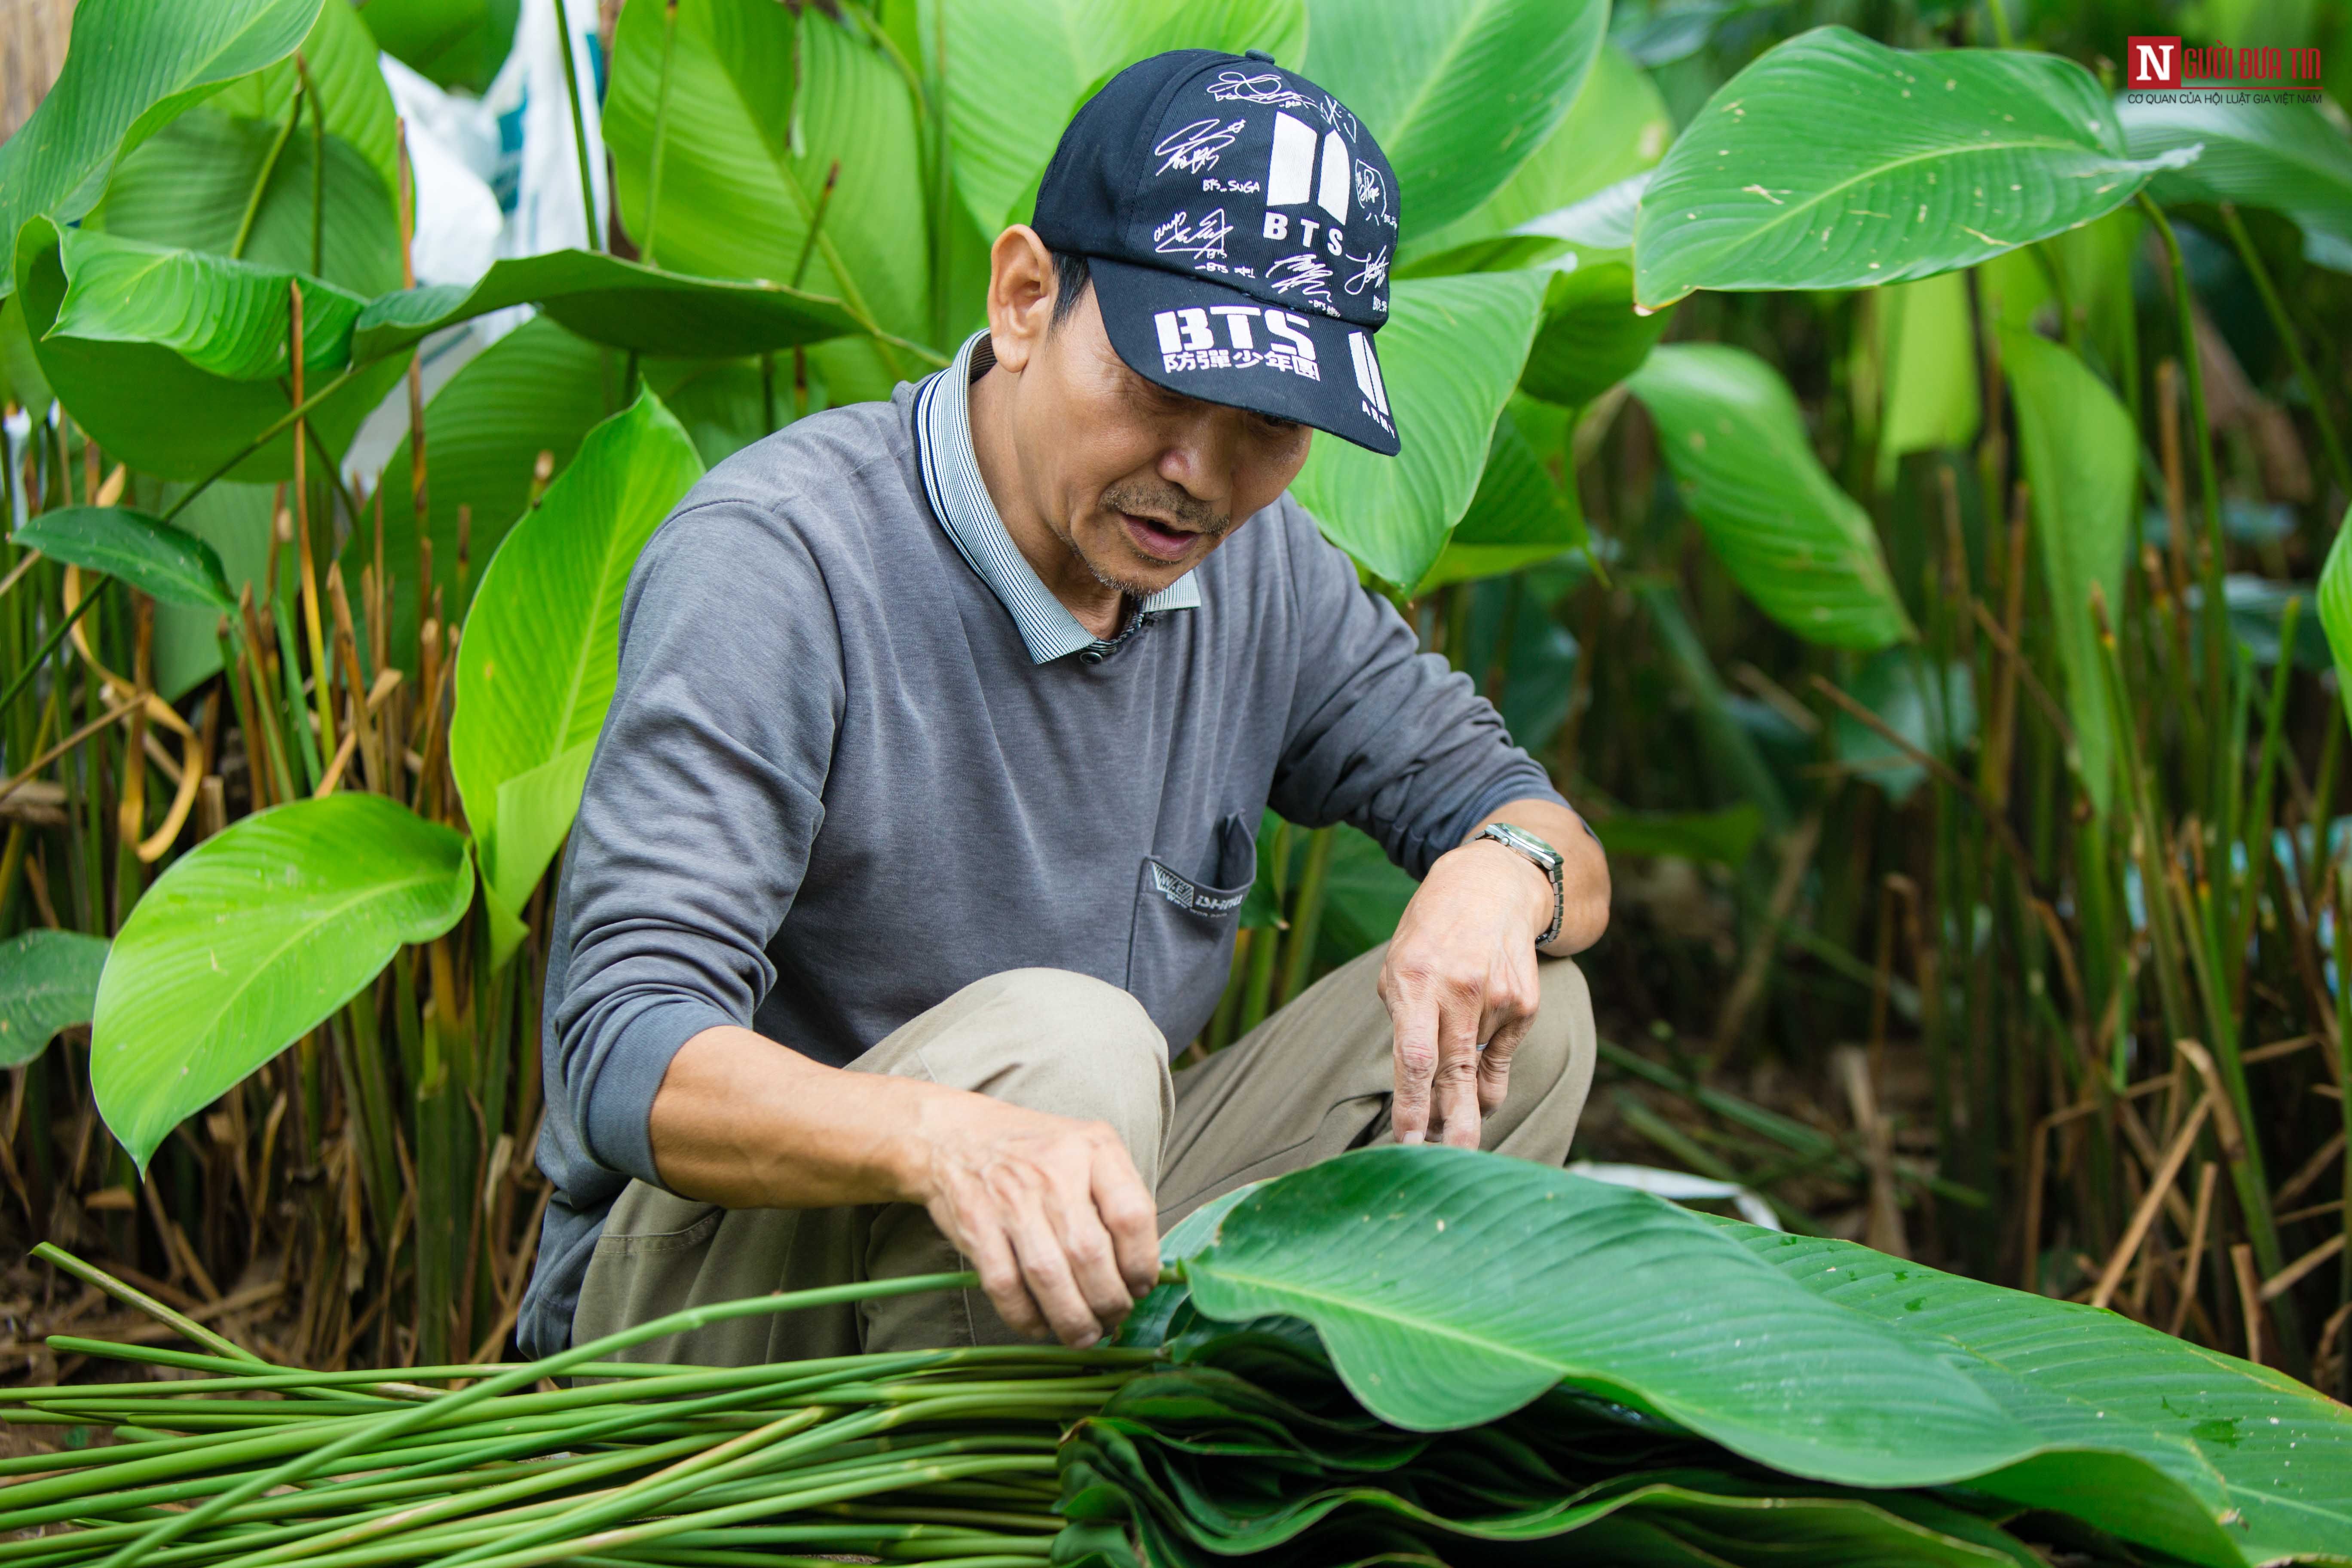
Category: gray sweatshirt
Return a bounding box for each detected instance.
[518,337,1564,1354]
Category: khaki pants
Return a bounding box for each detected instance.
[571,941,1596,1364]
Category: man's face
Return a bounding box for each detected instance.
[997,282,1314,598]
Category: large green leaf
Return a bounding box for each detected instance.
[347,318,611,679]
[1412,403,1585,592]
[0,0,322,297]
[14,219,407,483]
[2121,98,2352,270]
[357,0,520,95]
[1519,262,1670,407]
[1127,0,1311,79]
[44,230,364,382]
[1633,28,2195,308]
[82,3,404,306]
[91,795,472,1173]
[1629,343,1914,650]
[653,356,796,470]
[934,0,1306,236]
[1515,169,1648,260]
[211,0,401,201]
[1290,271,1548,590]
[1872,271,1979,485]
[10,505,236,614]
[1181,1147,2043,1482]
[1305,0,1608,237]
[1719,1222,2352,1565]
[1401,43,1672,274]
[0,931,111,1068]
[452,392,707,966]
[1178,1148,2300,1565]
[602,0,930,346]
[89,105,404,300]
[1,295,54,415]
[348,318,763,680]
[2002,328,2134,815]
[352,252,862,362]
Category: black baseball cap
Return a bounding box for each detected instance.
[1032,49,1402,456]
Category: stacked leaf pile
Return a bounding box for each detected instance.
[6,1148,2349,1567]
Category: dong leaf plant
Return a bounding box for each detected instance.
[84,392,702,1169]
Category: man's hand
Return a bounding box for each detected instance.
[906,1095,1161,1347]
[1377,800,1607,1147]
[649,1024,1160,1350]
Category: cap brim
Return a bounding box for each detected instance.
[1088,257,1401,457]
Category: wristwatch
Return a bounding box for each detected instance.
[1473,822,1565,947]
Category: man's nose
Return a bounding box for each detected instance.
[1157,410,1243,512]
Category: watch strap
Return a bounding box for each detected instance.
[1474,823,1565,947]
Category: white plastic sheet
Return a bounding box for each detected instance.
[1564,1160,1784,1230]
[348,0,609,487]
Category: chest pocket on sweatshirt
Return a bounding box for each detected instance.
[1125,813,1256,1052]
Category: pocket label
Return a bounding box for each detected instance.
[1149,861,1249,917]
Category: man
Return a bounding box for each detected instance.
[519,47,1609,1365]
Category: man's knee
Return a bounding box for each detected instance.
[1488,958,1596,1159]
[904,968,1171,1177]
[959,966,1166,1061]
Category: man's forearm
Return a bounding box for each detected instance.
[644,1019,1162,1347]
[1464,796,1609,956]
[647,1023,945,1209]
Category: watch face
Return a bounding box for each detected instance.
[1490,824,1562,871]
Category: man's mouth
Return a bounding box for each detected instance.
[1119,510,1197,563]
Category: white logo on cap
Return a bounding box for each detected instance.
[1265,112,1350,222]
[1349,329,1391,432]
[1151,308,1322,383]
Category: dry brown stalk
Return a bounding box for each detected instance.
[0,696,141,806]
[2092,1093,2212,1311]
[1707,811,1822,1069]
[2168,1161,2220,1338]
[2233,1243,2267,1362]
[1835,1045,1908,1258]
[2174,1039,2249,1165]
[327,564,383,792]
[2244,1033,2323,1064]
[141,1176,220,1303]
[0,547,41,600]
[315,724,360,796]
[1969,600,2076,750]
[2275,1131,2346,1211]
[1810,673,2040,885]
[2264,1234,2348,1304]
[291,283,336,767]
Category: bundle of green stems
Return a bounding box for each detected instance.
[0,1249,1156,1568]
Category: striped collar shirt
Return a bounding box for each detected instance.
[913,331,1201,665]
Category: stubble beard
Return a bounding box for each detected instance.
[1069,482,1234,597]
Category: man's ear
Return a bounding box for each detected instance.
[986,225,1056,374]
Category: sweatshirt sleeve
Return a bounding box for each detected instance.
[1267,501,1567,878]
[541,496,846,1188]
